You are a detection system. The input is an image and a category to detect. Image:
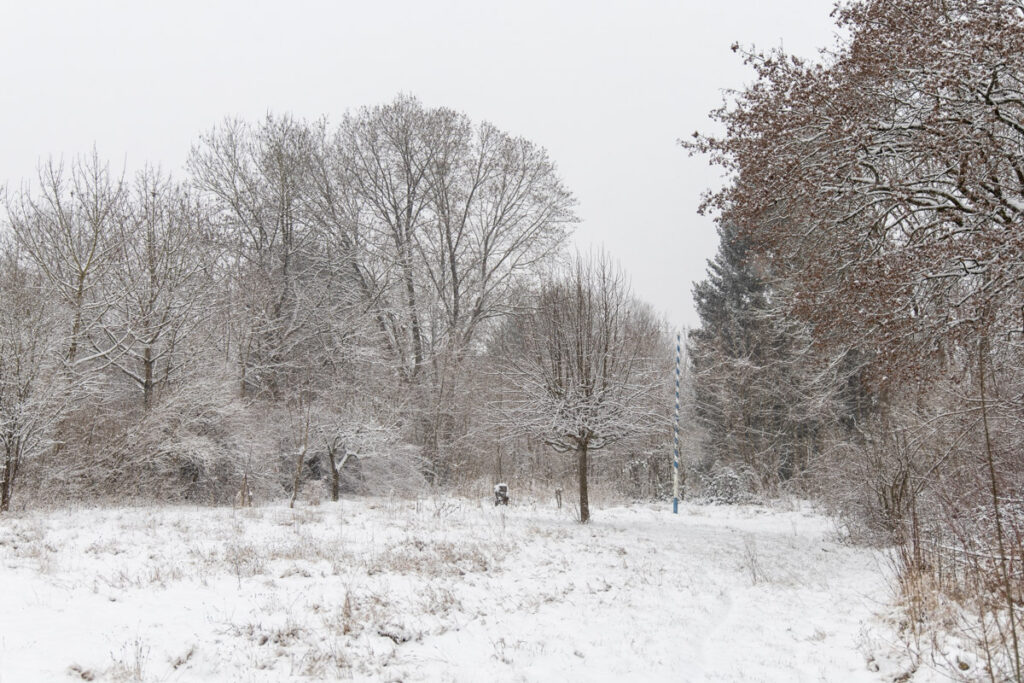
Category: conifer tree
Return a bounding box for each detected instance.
[689,223,832,489]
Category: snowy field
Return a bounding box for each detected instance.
[0,497,918,682]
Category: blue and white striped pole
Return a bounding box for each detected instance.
[673,332,681,514]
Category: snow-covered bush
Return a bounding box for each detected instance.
[698,463,760,505]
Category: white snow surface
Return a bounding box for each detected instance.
[0,497,917,681]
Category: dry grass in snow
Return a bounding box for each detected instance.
[0,497,919,681]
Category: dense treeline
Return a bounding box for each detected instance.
[0,96,673,517]
[689,0,1024,676]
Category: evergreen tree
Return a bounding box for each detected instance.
[689,223,824,490]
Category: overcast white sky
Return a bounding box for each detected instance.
[0,1,838,329]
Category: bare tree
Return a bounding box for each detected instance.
[288,401,311,509]
[189,115,321,399]
[335,96,576,480]
[0,98,581,507]
[497,253,665,522]
[334,97,441,381]
[0,239,64,511]
[7,152,124,368]
[97,169,214,409]
[314,407,388,501]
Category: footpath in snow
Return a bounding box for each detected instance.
[0,497,910,681]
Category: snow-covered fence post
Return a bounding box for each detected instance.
[673,332,681,514]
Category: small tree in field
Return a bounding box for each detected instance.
[498,253,664,523]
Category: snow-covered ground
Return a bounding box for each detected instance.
[0,497,916,681]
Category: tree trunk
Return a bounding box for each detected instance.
[330,451,340,502]
[289,445,306,509]
[1,449,16,513]
[326,444,351,502]
[576,440,590,523]
[143,345,154,410]
[68,279,85,364]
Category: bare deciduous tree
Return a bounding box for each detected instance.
[7,152,124,368]
[98,169,214,409]
[335,96,577,481]
[189,115,322,399]
[0,240,64,511]
[498,253,665,522]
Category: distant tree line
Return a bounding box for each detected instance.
[0,96,672,521]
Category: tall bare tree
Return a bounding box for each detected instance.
[98,169,214,409]
[189,115,320,399]
[336,96,576,480]
[0,239,64,511]
[7,152,124,369]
